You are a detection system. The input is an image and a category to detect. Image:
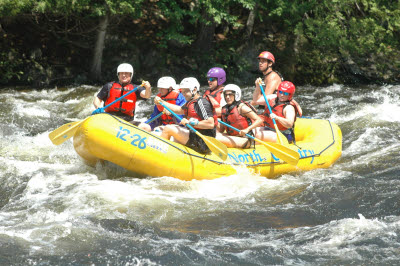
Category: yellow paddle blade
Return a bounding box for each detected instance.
[196,132,228,161]
[254,137,299,165]
[274,124,289,145]
[48,120,84,145]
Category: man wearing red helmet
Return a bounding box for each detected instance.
[251,51,303,117]
[251,51,282,102]
[253,81,301,143]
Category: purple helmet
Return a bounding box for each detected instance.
[207,67,226,85]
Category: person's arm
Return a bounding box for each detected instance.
[238,104,264,136]
[252,75,280,105]
[181,116,214,129]
[252,94,276,106]
[181,98,214,129]
[140,81,152,99]
[270,105,295,128]
[154,96,184,115]
[290,99,303,117]
[192,117,214,129]
[93,97,103,108]
[93,83,110,108]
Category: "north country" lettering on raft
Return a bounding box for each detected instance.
[228,150,265,164]
[228,149,316,164]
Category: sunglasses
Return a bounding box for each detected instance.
[208,77,217,82]
[224,92,235,97]
[278,91,290,96]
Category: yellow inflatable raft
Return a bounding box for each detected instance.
[73,113,342,180]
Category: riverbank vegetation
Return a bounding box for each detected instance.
[1,0,399,87]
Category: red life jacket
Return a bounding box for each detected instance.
[104,83,137,117]
[204,87,223,106]
[182,97,218,129]
[156,90,180,125]
[262,98,300,131]
[222,101,257,136]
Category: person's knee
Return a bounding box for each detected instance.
[139,123,151,132]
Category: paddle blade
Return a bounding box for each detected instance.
[196,132,228,161]
[274,124,289,145]
[48,120,83,145]
[254,137,299,165]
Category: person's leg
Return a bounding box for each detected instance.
[151,126,165,136]
[161,125,189,144]
[138,122,151,132]
[254,127,277,143]
[216,132,249,148]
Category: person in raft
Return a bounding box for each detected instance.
[148,76,186,132]
[203,67,227,118]
[251,51,302,117]
[216,84,264,148]
[154,77,217,155]
[253,81,301,143]
[92,63,152,129]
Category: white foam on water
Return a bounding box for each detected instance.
[293,214,400,260]
[318,84,343,93]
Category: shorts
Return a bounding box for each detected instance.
[186,128,216,155]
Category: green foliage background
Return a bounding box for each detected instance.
[0,0,399,87]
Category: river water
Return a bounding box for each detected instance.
[0,83,399,265]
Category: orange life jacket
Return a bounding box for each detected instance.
[221,101,257,136]
[104,83,137,117]
[156,90,180,125]
[262,98,300,131]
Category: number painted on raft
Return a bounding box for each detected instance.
[116,126,130,141]
[116,127,146,149]
[130,134,147,149]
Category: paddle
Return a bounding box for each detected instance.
[218,119,299,165]
[158,101,228,161]
[259,82,288,145]
[145,111,163,124]
[49,82,144,145]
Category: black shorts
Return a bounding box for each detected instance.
[186,128,216,155]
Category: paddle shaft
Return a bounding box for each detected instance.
[259,83,279,128]
[158,101,198,133]
[259,82,285,144]
[218,119,255,140]
[145,111,163,124]
[157,101,228,160]
[100,83,143,111]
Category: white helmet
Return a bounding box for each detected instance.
[157,76,176,89]
[223,84,241,101]
[117,63,134,77]
[179,77,200,94]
